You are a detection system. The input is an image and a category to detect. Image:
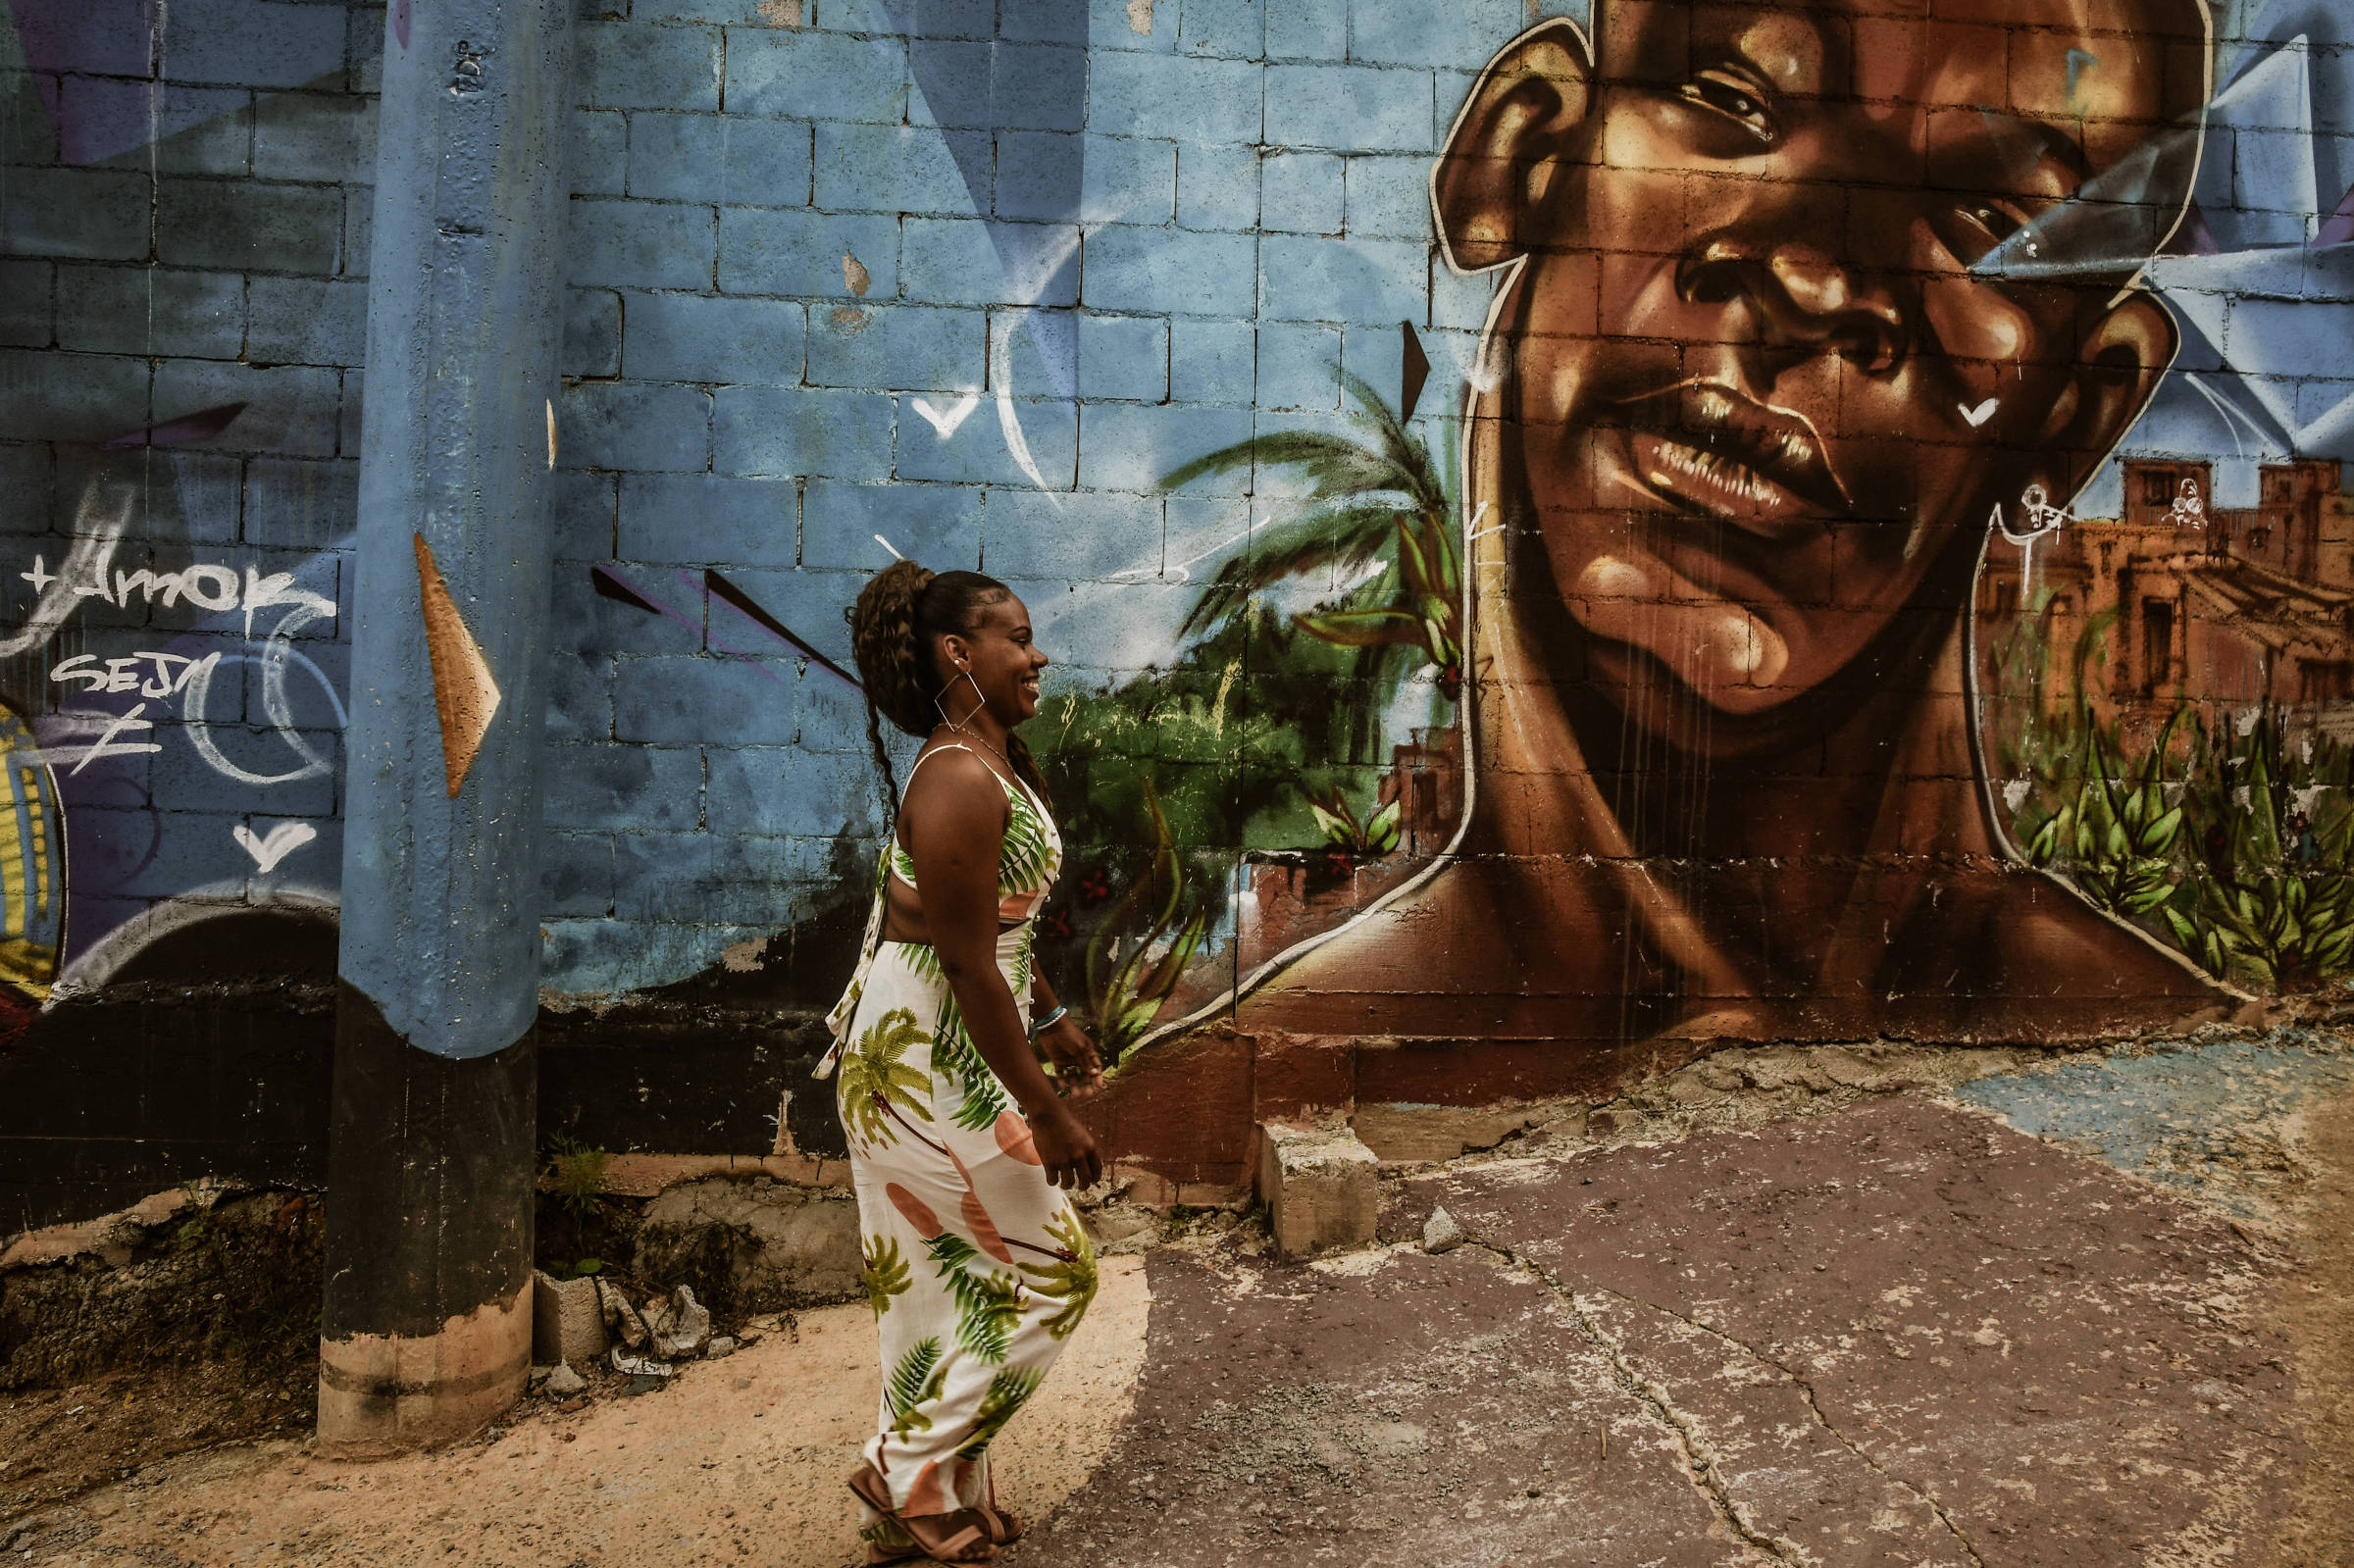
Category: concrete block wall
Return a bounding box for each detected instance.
[0,0,376,971]
[539,0,1527,996]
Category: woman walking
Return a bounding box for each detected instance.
[823,561,1104,1564]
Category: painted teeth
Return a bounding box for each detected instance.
[1683,391,1817,481]
[1650,438,1779,506]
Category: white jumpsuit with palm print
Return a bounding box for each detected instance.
[818,745,1098,1545]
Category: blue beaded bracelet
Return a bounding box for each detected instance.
[1028,1002,1067,1038]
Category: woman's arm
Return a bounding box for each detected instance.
[901,751,1100,1188]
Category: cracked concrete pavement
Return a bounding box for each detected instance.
[1012,1051,2348,1568]
[12,1037,2353,1566]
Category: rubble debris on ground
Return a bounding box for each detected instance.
[645,1284,712,1359]
[585,1281,733,1384]
[595,1279,651,1350]
[531,1270,607,1368]
[1420,1206,1464,1254]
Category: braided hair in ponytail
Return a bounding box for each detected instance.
[847,562,1048,817]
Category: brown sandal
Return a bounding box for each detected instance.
[975,1473,1023,1545]
[847,1464,999,1565]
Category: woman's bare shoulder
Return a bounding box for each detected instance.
[898,743,1011,825]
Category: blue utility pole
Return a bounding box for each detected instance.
[318,0,572,1454]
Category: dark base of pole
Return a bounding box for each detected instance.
[317,982,537,1455]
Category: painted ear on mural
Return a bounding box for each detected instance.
[2033,286,2180,502]
[1430,20,1593,275]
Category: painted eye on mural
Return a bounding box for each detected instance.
[1946,201,2035,265]
[1677,66,1776,144]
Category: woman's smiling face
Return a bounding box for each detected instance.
[939,591,1049,727]
[1493,0,2189,738]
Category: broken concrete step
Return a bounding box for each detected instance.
[1255,1121,1379,1259]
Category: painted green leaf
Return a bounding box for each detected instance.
[863,1234,911,1318]
[957,1366,1046,1460]
[886,1337,947,1435]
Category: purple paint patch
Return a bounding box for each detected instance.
[2318,183,2354,249]
[394,0,410,49]
[100,402,247,451]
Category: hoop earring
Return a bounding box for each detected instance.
[934,670,987,733]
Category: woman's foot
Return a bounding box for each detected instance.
[848,1464,1000,1564]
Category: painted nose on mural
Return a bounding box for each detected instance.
[1679,240,1906,379]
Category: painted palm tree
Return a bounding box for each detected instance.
[1160,370,1463,708]
[837,1008,935,1149]
[1015,1208,1099,1340]
[1086,780,1206,1060]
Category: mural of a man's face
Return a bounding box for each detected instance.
[1438,0,2204,748]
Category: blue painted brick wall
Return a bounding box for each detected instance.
[0,0,369,996]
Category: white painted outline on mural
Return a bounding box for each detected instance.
[1114,22,1611,1045]
[50,886,337,999]
[1111,69,1546,1049]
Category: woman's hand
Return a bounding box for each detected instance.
[1035,1015,1102,1099]
[1028,1099,1102,1190]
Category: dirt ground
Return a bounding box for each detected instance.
[2257,1082,2354,1567]
[0,1357,316,1526]
[0,1257,1149,1567]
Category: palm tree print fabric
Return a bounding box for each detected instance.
[817,747,1061,1077]
[834,931,1098,1530]
[881,761,1059,922]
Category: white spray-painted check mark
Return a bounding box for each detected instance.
[232,820,318,875]
[909,393,979,439]
[1960,397,1999,428]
